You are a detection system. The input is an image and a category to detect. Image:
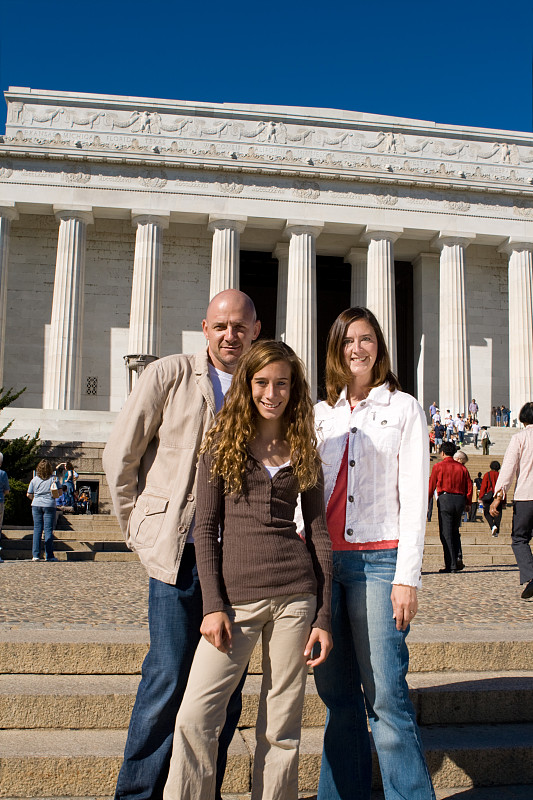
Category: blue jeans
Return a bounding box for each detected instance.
[314,549,435,800]
[114,545,245,800]
[31,506,56,559]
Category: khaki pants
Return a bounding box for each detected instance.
[163,593,316,800]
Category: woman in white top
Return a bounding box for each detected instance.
[313,307,434,800]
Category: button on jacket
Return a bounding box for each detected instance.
[102,350,216,585]
[315,383,429,587]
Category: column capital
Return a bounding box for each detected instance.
[0,202,18,222]
[345,246,367,264]
[284,220,324,238]
[273,242,290,259]
[208,214,247,234]
[498,237,533,255]
[53,205,93,225]
[131,210,170,229]
[362,225,403,244]
[431,232,476,249]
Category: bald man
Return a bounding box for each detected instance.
[104,290,260,800]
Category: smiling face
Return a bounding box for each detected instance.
[251,360,292,421]
[202,290,260,373]
[343,319,378,387]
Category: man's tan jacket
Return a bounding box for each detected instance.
[102,350,216,585]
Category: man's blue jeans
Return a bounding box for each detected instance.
[314,549,435,800]
[114,545,244,800]
[31,506,56,559]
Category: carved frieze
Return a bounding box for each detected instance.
[3,95,532,193]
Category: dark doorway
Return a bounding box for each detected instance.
[316,257,352,400]
[395,261,414,396]
[239,251,278,339]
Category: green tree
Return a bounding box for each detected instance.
[0,387,41,525]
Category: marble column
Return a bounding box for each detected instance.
[345,246,367,308]
[363,226,403,373]
[0,203,18,389]
[284,221,324,398]
[43,207,93,410]
[128,212,170,358]
[273,243,289,341]
[499,239,533,424]
[412,253,440,416]
[208,214,247,298]
[433,233,475,416]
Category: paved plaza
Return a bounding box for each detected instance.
[1,559,532,632]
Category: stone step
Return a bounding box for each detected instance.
[2,670,532,731]
[2,630,532,675]
[0,549,138,562]
[0,537,128,551]
[2,724,533,795]
[4,790,533,800]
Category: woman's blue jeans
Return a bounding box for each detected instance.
[31,506,56,559]
[314,549,435,800]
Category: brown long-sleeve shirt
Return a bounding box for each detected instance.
[194,452,332,632]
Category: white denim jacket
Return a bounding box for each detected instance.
[315,383,429,587]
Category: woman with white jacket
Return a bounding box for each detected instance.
[314,307,435,800]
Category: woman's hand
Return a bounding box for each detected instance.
[304,627,333,667]
[200,611,232,653]
[391,584,418,631]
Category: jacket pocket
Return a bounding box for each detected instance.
[128,492,169,549]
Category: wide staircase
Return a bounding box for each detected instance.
[2,444,533,796]
[1,622,533,797]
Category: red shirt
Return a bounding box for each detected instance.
[480,470,498,499]
[327,441,398,552]
[428,457,473,504]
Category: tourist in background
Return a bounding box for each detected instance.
[56,461,78,506]
[472,419,480,449]
[490,403,533,599]
[312,307,435,800]
[27,459,58,562]
[429,442,472,574]
[480,461,502,537]
[469,399,479,421]
[481,427,490,455]
[0,452,9,563]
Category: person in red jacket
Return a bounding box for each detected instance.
[429,442,473,573]
[480,461,501,537]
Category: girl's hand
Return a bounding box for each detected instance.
[304,627,333,667]
[391,584,418,631]
[200,611,232,653]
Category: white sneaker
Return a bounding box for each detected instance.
[32,557,40,561]
[492,526,499,537]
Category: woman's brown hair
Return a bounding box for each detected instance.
[325,307,401,406]
[36,459,53,480]
[201,340,320,494]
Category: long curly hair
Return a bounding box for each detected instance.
[325,306,401,406]
[201,340,319,494]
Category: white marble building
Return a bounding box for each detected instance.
[0,86,532,440]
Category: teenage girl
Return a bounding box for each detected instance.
[163,340,332,800]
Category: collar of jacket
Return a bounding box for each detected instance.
[334,382,394,410]
[194,348,216,418]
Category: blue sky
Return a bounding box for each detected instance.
[1,0,532,133]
